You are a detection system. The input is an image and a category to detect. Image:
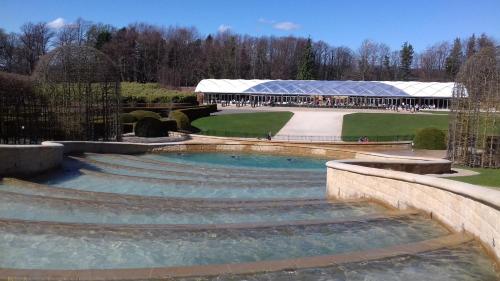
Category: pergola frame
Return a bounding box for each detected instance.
[34,45,122,141]
[447,47,500,168]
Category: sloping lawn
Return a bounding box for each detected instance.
[447,167,500,189]
[191,112,293,138]
[342,113,449,141]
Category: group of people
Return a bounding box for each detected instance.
[388,103,437,112]
[358,136,370,143]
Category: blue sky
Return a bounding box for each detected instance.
[1,0,499,51]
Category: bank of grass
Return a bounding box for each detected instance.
[121,82,196,104]
[341,113,449,141]
[191,112,293,138]
[447,167,500,189]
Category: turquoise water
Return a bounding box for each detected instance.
[0,216,448,269]
[141,152,327,171]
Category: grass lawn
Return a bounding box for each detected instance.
[447,167,500,189]
[342,113,449,141]
[191,112,294,138]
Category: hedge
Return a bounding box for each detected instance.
[413,127,447,150]
[169,111,190,131]
[129,110,161,120]
[176,104,217,121]
[120,113,137,123]
[134,117,168,137]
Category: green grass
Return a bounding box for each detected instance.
[191,112,294,138]
[447,167,500,189]
[341,113,449,141]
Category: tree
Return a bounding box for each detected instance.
[465,34,476,59]
[297,38,315,80]
[400,42,414,81]
[19,22,53,74]
[445,38,463,79]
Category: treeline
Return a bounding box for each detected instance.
[0,18,498,87]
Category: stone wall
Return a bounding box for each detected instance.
[0,143,63,177]
[326,161,500,261]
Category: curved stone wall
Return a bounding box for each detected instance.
[326,160,500,261]
[0,143,63,177]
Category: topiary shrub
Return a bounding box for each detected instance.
[120,113,137,123]
[129,110,161,121]
[414,127,447,150]
[169,110,190,131]
[134,117,168,137]
[161,118,178,132]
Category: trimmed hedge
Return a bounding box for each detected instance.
[129,110,161,120]
[169,111,190,131]
[134,117,168,137]
[414,127,447,150]
[177,104,217,121]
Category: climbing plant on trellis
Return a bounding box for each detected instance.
[447,47,500,168]
[34,45,122,141]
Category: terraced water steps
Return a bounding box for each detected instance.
[0,213,450,269]
[0,209,418,236]
[73,156,326,183]
[32,169,325,199]
[67,157,326,185]
[0,233,474,280]
[2,178,328,207]
[88,153,325,177]
[0,189,387,224]
[177,240,499,281]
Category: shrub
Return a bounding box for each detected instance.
[134,117,168,137]
[414,127,447,150]
[169,110,190,131]
[120,113,137,123]
[129,110,161,120]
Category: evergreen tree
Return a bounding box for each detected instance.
[297,38,315,80]
[445,38,463,79]
[399,42,414,81]
[382,55,391,80]
[465,34,476,59]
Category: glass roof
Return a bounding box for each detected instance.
[244,80,410,97]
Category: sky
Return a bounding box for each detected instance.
[1,0,499,51]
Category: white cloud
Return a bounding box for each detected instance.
[217,24,231,33]
[273,21,300,31]
[47,17,66,29]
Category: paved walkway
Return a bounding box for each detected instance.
[276,111,350,138]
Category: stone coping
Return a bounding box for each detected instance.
[326,161,500,210]
[0,142,63,177]
[0,233,471,280]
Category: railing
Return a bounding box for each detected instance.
[196,129,414,142]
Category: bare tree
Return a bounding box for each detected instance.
[19,22,53,74]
